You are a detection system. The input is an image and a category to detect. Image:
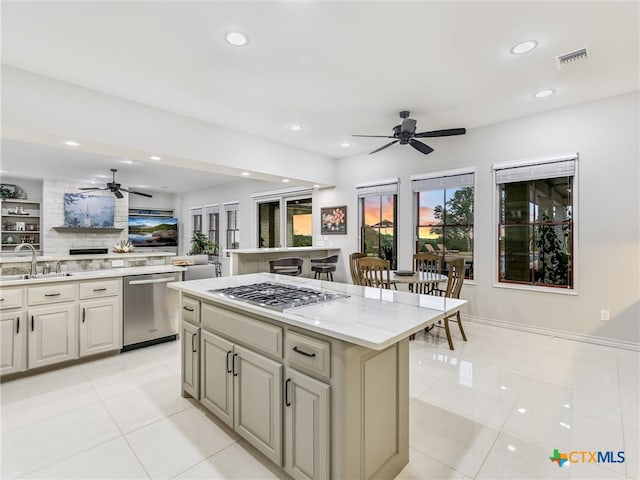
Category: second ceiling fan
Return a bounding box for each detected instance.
[353,111,466,155]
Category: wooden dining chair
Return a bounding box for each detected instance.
[357,257,391,289]
[434,257,467,350]
[413,252,443,294]
[348,252,367,285]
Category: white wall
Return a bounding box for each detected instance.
[317,92,639,345]
[0,176,43,202]
[42,179,128,255]
[128,190,176,212]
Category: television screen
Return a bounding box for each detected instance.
[128,217,178,247]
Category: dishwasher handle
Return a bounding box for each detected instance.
[128,277,177,285]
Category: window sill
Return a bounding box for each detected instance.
[493,282,577,296]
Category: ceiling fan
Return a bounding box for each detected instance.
[79,169,153,198]
[353,111,466,155]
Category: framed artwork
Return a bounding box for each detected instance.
[64,193,115,227]
[321,206,347,235]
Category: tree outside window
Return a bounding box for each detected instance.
[360,194,397,269]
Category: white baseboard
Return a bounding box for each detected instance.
[463,314,640,352]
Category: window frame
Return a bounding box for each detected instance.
[411,168,476,281]
[492,153,579,295]
[223,202,240,250]
[252,188,313,248]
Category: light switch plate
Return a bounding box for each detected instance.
[111,259,125,267]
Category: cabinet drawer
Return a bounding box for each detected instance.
[202,302,282,358]
[285,331,330,378]
[0,288,23,310]
[79,279,120,299]
[182,296,200,325]
[28,283,77,306]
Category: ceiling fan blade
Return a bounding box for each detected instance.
[352,134,395,138]
[414,128,466,138]
[369,140,398,154]
[410,139,434,155]
[113,190,124,199]
[78,187,107,191]
[120,188,153,198]
[401,118,417,133]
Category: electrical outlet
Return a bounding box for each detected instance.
[111,259,125,268]
[600,309,610,322]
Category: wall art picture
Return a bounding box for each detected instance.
[64,193,115,227]
[321,206,347,234]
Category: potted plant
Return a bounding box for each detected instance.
[189,231,218,257]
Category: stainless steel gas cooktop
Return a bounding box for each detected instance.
[208,282,349,311]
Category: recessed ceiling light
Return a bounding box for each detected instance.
[225,32,248,47]
[282,178,290,183]
[510,40,538,55]
[313,184,320,188]
[289,124,303,132]
[340,141,351,148]
[535,88,555,98]
[64,140,80,147]
[149,156,161,161]
[161,186,169,189]
[517,408,527,414]
[507,445,517,452]
[120,159,134,165]
[241,171,250,176]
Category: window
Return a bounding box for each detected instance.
[286,197,312,247]
[190,207,202,234]
[357,180,398,269]
[495,157,575,288]
[224,203,240,249]
[412,172,475,279]
[253,191,312,248]
[204,205,219,246]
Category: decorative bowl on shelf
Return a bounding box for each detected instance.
[112,240,135,253]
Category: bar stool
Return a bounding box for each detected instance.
[310,255,339,281]
[269,257,303,276]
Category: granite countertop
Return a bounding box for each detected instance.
[0,265,186,286]
[168,272,466,350]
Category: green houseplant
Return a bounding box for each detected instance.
[188,231,218,256]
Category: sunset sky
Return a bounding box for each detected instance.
[293,214,312,235]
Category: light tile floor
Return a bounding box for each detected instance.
[1,323,638,479]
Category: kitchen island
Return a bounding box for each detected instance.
[169,273,466,480]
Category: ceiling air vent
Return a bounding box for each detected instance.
[556,48,589,69]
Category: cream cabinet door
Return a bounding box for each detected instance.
[200,330,234,428]
[181,321,200,399]
[0,310,26,375]
[28,303,77,369]
[285,369,330,480]
[79,298,121,357]
[234,344,283,466]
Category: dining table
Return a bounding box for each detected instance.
[391,270,449,292]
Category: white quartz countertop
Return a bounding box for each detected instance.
[224,247,340,254]
[0,265,185,286]
[0,252,175,264]
[168,273,466,350]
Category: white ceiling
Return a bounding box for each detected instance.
[1,1,638,183]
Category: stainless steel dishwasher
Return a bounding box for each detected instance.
[122,272,182,351]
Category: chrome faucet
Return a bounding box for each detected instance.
[14,243,38,276]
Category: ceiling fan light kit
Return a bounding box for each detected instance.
[353,111,466,155]
[78,168,153,198]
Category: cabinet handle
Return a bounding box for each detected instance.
[191,333,197,353]
[44,293,61,297]
[82,307,86,323]
[93,288,107,292]
[0,298,5,302]
[226,350,232,373]
[16,316,20,334]
[183,306,194,312]
[285,378,291,407]
[232,353,238,377]
[293,346,316,358]
[31,315,34,332]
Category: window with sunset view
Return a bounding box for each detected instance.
[413,172,475,279]
[357,181,398,270]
